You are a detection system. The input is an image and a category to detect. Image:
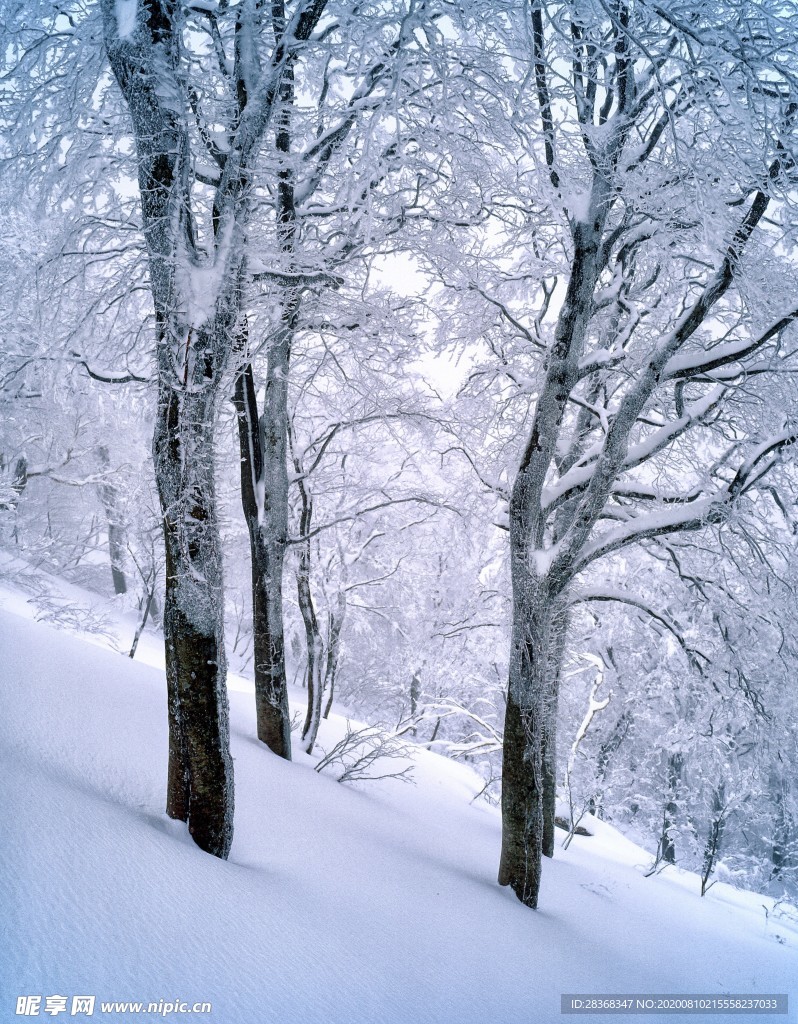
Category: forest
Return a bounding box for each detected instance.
[2,0,798,923]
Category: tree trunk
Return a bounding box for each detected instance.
[701,782,726,896]
[498,582,555,909]
[11,455,27,500]
[233,359,292,759]
[251,532,292,757]
[297,529,324,754]
[322,591,346,720]
[498,689,544,907]
[541,610,567,858]
[2,455,28,542]
[230,7,300,757]
[129,586,155,659]
[769,770,791,879]
[661,751,683,865]
[541,722,557,860]
[410,669,421,719]
[155,378,234,859]
[96,445,128,595]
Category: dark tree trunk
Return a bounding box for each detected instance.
[769,771,791,879]
[155,377,234,859]
[661,751,683,865]
[100,0,328,861]
[498,582,556,909]
[498,689,545,907]
[129,586,155,659]
[541,612,567,858]
[2,456,28,542]
[410,669,421,721]
[322,592,346,720]
[296,490,324,754]
[233,359,292,759]
[541,724,558,860]
[251,533,292,758]
[11,455,27,499]
[290,439,324,753]
[229,2,300,758]
[701,783,726,895]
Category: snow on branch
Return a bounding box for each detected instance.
[314,722,415,785]
[572,426,798,573]
[663,308,798,381]
[728,428,798,501]
[422,697,503,758]
[69,351,150,385]
[544,387,726,511]
[287,495,457,544]
[569,588,709,672]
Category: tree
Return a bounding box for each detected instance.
[230,0,447,758]
[96,0,349,857]
[284,345,452,753]
[565,514,798,900]
[1,0,478,846]
[441,0,798,907]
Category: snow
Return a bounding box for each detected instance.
[114,0,137,40]
[530,544,559,576]
[1,566,795,1023]
[566,190,593,224]
[579,347,615,372]
[176,220,235,332]
[542,387,725,513]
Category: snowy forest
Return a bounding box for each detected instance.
[2,0,798,1010]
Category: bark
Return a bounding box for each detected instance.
[251,530,292,758]
[298,575,324,753]
[499,689,544,907]
[288,401,336,753]
[233,360,292,759]
[2,456,28,542]
[155,375,234,858]
[228,0,302,759]
[101,0,329,859]
[11,455,27,498]
[129,586,155,659]
[497,143,609,909]
[103,24,236,857]
[498,577,556,909]
[409,671,422,720]
[769,771,792,878]
[542,611,568,858]
[493,0,783,911]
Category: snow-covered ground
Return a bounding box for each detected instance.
[1,556,795,1023]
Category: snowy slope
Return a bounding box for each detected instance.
[1,571,796,1024]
